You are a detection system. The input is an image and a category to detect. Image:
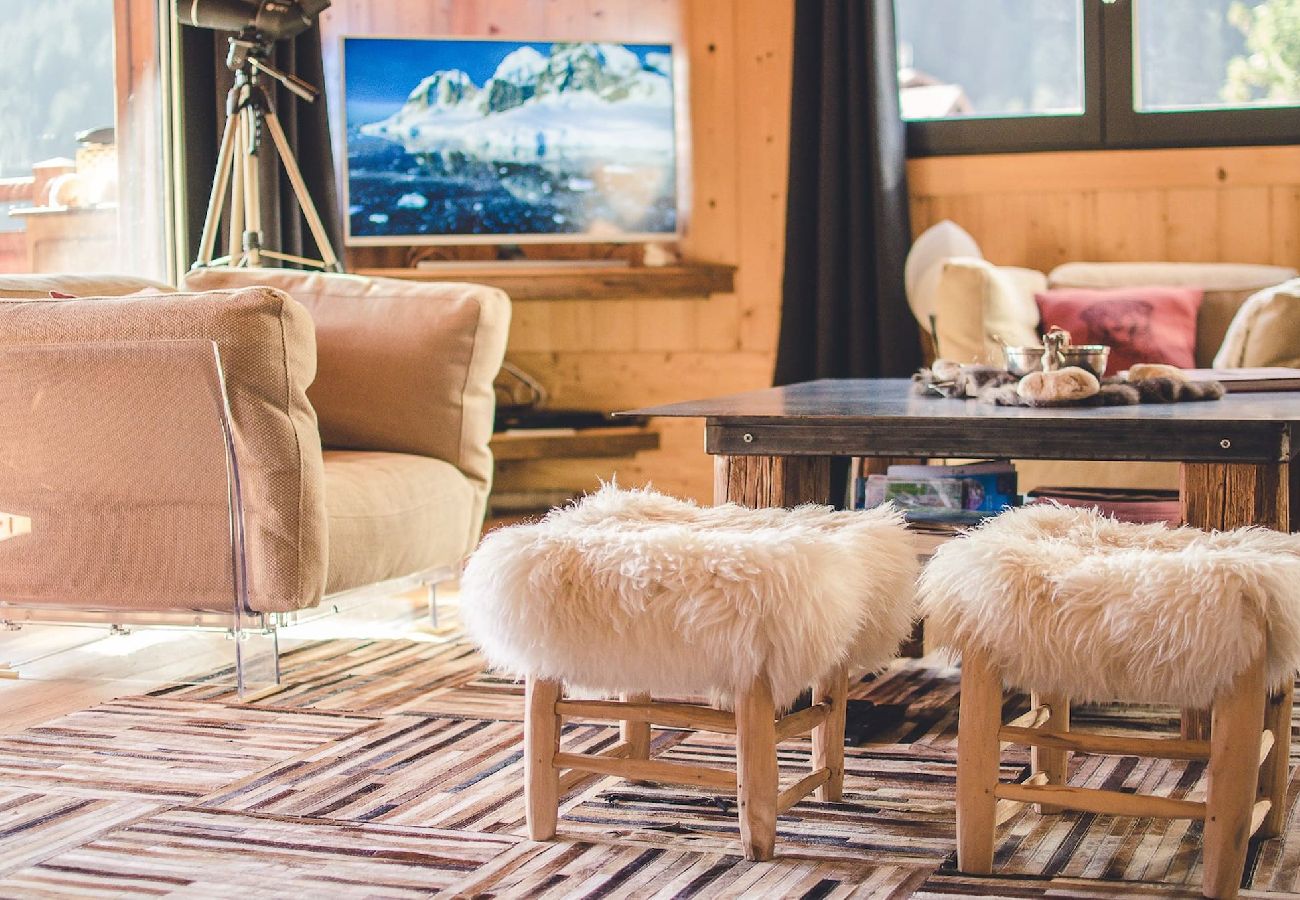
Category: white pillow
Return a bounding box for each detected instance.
[905,220,981,329]
[930,258,1044,363]
[1213,278,1300,369]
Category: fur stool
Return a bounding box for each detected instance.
[920,504,1300,899]
[461,485,918,860]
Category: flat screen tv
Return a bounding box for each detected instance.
[341,37,683,245]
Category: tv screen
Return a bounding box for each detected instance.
[341,37,681,245]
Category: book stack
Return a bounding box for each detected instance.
[854,460,1019,558]
[855,460,1018,521]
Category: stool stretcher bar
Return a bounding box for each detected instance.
[994,782,1208,820]
[998,725,1212,760]
[556,699,736,733]
[554,697,832,741]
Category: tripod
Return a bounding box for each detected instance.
[192,35,342,272]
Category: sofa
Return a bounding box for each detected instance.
[0,269,511,621]
[904,224,1299,490]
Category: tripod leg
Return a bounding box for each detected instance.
[241,108,263,267]
[262,110,343,272]
[194,112,240,268]
[228,116,246,264]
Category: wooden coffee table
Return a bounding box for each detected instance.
[627,377,1300,737]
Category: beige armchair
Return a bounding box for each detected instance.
[0,270,510,687]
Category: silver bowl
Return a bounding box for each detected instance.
[1004,346,1045,377]
[1004,345,1110,379]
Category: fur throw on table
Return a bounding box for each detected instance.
[980,376,1224,407]
[460,485,919,709]
[920,504,1300,708]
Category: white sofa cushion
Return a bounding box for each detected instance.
[1214,278,1300,369]
[930,257,1045,363]
[905,220,982,330]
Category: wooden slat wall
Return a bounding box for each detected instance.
[319,0,794,502]
[908,146,1300,273]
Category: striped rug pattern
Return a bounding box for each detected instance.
[0,633,1296,897]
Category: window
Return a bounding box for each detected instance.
[0,0,172,278]
[895,0,1300,155]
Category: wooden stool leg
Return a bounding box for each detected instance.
[812,664,848,802]
[1030,691,1070,814]
[1203,656,1266,900]
[621,692,652,760]
[956,648,1002,875]
[525,676,562,841]
[1257,679,1293,840]
[736,674,779,861]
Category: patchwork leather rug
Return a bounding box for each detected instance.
[0,631,1296,898]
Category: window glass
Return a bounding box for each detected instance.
[1135,0,1300,112]
[0,0,167,278]
[895,0,1084,121]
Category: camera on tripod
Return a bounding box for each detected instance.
[176,0,341,271]
[178,0,331,42]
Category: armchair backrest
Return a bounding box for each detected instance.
[182,268,512,503]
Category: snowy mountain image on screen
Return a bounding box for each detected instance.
[345,40,678,240]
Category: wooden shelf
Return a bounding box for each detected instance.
[354,262,735,301]
[490,426,660,462]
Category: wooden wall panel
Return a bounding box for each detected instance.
[909,146,1300,273]
[321,0,791,502]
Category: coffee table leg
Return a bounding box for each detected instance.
[713,455,832,508]
[1179,461,1293,739]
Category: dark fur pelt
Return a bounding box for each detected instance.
[1134,378,1225,403]
[979,378,1222,408]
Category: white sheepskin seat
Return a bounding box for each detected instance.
[920,504,1300,709]
[460,485,919,708]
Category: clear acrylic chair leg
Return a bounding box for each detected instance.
[234,619,280,697]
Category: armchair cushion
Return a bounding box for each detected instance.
[0,286,327,614]
[322,450,476,594]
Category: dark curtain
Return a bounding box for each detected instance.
[178,23,343,269]
[774,0,918,385]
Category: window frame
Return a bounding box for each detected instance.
[902,0,1300,157]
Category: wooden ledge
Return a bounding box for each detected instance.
[491,426,659,462]
[354,262,736,301]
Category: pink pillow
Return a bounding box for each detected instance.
[1035,286,1203,373]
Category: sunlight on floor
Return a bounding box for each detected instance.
[0,582,465,730]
